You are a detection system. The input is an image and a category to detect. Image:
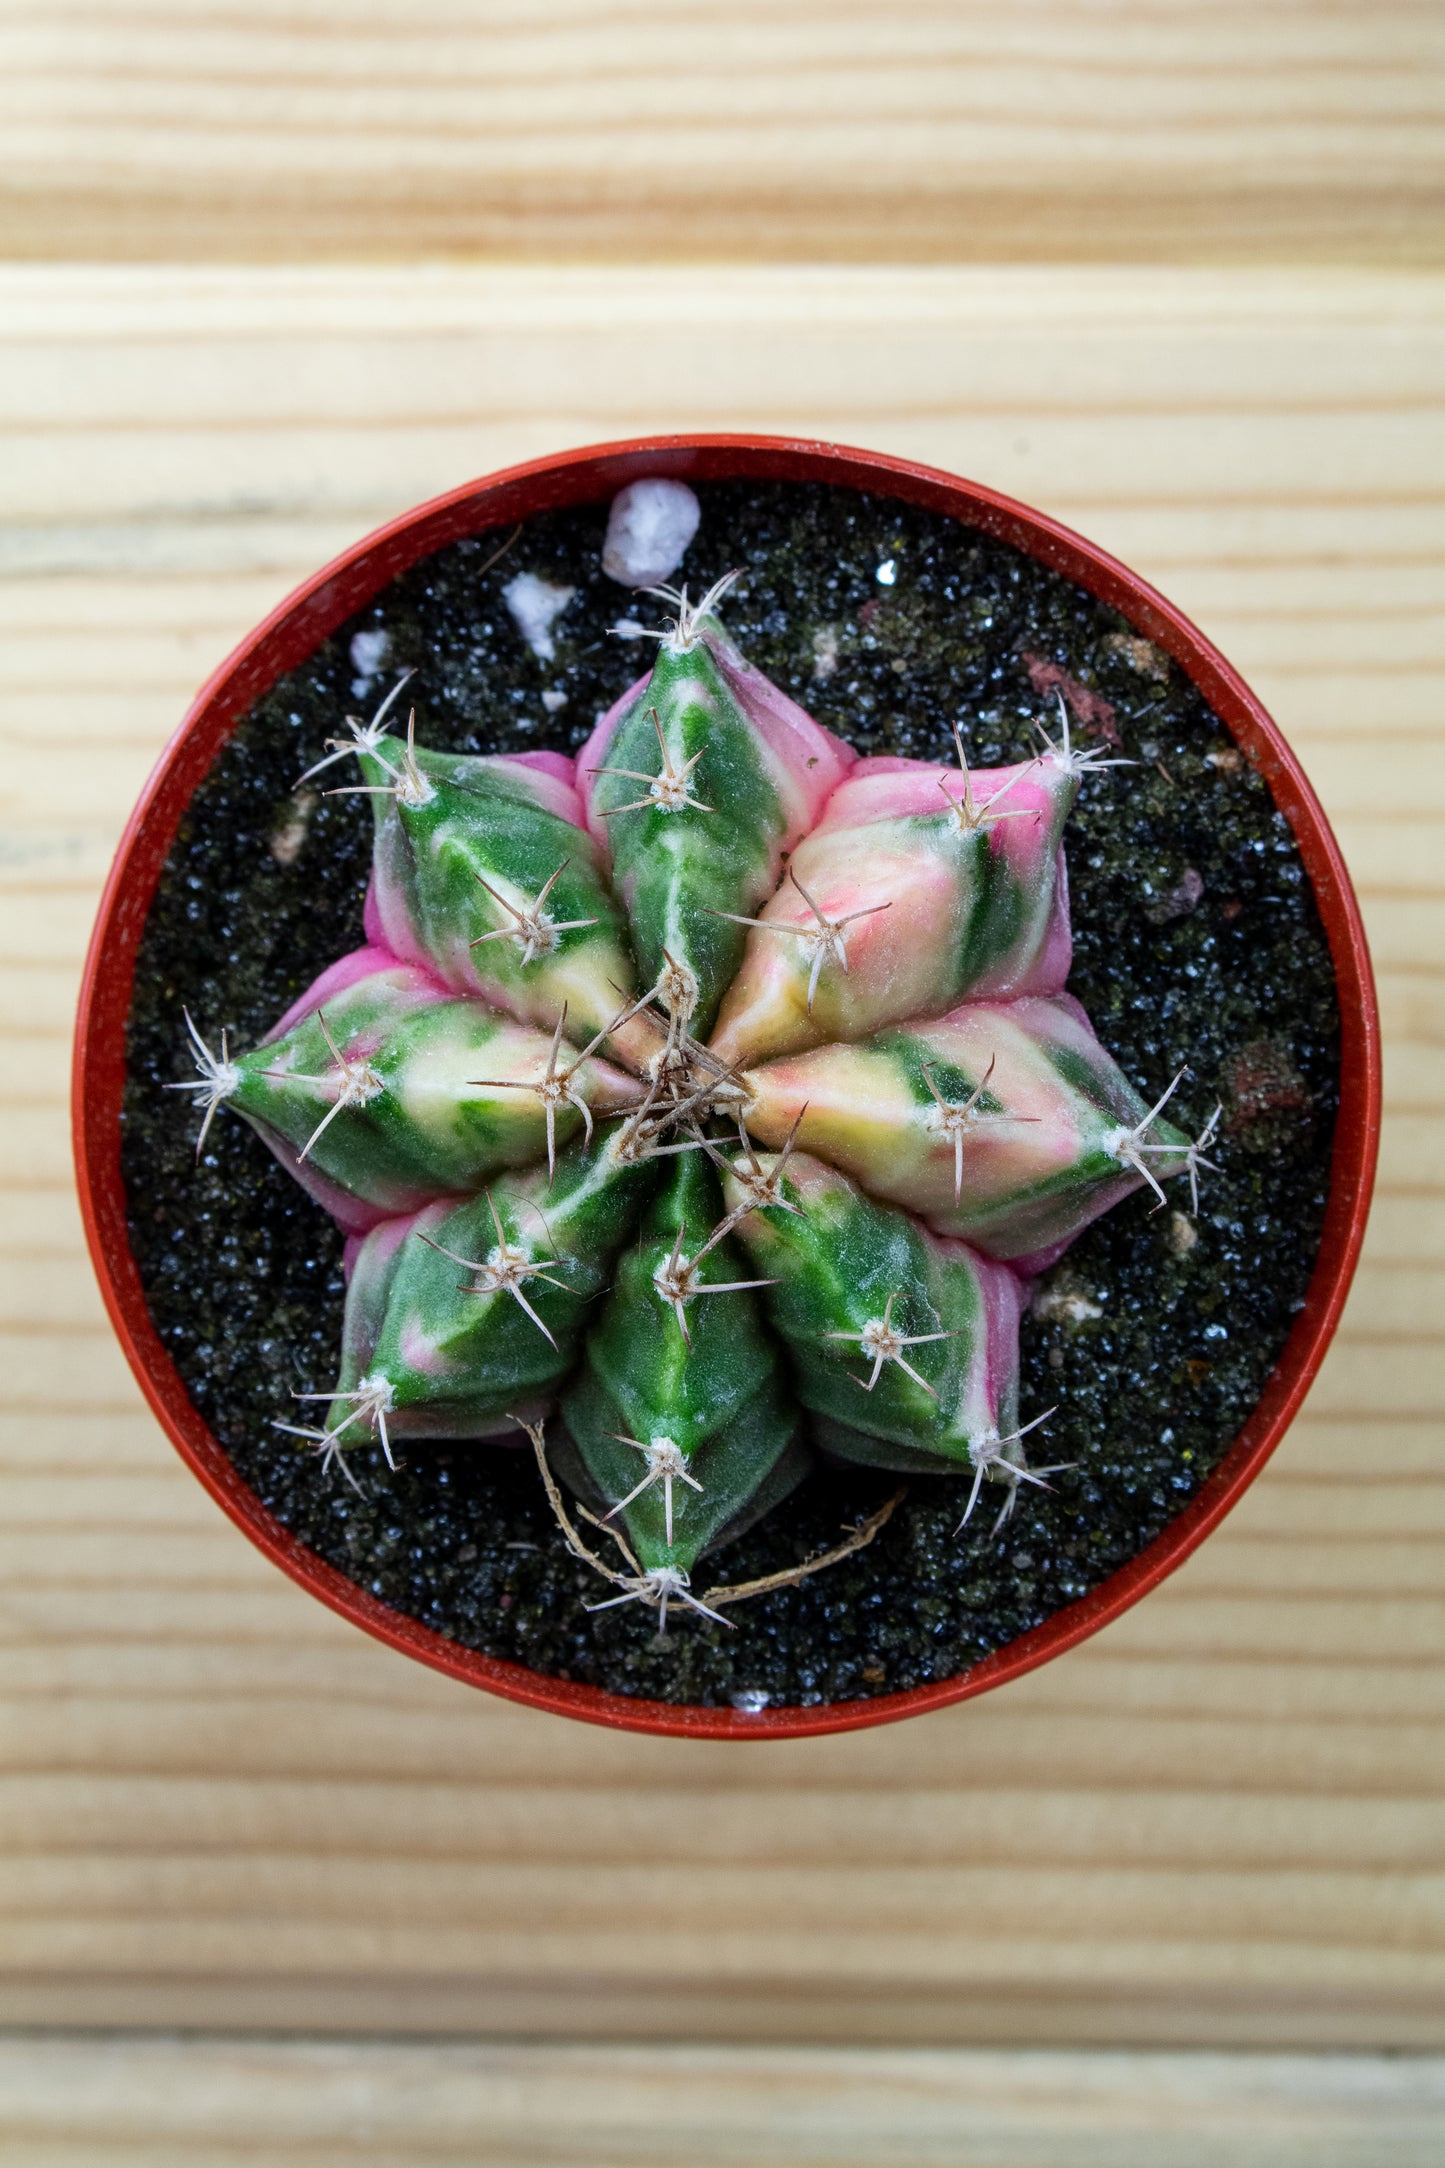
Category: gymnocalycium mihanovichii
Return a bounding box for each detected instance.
[171,571,1222,1632]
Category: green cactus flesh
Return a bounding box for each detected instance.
[583,633,788,1035]
[740,995,1193,1266]
[360,735,639,1051]
[721,1151,1025,1471]
[315,1131,655,1459]
[562,1155,799,1574]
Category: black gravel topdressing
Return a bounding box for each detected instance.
[121,481,1339,1710]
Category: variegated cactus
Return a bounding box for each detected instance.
[173,572,1219,1627]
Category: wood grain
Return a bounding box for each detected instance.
[0,2038,1441,2167]
[3,3,1444,266]
[0,263,1442,2048]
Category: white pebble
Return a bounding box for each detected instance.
[503,572,577,662]
[875,559,897,587]
[1032,1280,1103,1324]
[540,689,568,714]
[610,618,647,641]
[1167,1211,1199,1256]
[349,627,389,675]
[602,478,701,587]
[349,627,390,695]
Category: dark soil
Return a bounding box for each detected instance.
[121,481,1339,1709]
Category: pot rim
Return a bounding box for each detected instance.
[73,434,1381,1741]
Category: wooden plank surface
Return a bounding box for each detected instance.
[0,2038,1441,2167]
[0,263,1443,2050]
[3,2,1444,267]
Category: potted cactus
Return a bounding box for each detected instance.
[75,440,1378,1737]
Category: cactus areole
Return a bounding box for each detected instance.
[75,440,1378,1739]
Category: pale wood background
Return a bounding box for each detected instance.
[2,257,1442,2040]
[3,1,1445,266]
[0,2039,1441,2168]
[2,2,1445,2160]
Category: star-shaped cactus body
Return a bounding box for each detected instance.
[176,590,1218,1609]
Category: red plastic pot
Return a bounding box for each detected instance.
[74,436,1380,1740]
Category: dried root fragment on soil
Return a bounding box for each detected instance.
[531,1411,903,1628]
